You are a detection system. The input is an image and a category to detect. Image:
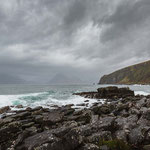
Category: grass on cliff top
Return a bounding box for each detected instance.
[100,59,150,84]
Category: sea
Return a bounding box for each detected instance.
[0,84,149,110]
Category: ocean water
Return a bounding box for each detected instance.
[0,84,149,109]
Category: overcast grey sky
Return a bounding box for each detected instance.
[0,0,150,83]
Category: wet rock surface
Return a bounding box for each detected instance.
[74,86,134,99]
[0,87,150,150]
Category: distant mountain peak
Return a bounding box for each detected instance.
[49,73,83,85]
[0,73,25,84]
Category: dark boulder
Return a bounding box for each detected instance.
[73,92,99,99]
[15,105,24,108]
[0,121,22,149]
[93,116,116,132]
[12,111,31,119]
[43,112,64,125]
[0,106,10,114]
[128,127,144,145]
[17,127,83,150]
[74,86,134,100]
[87,131,112,145]
[97,86,134,99]
[92,104,114,115]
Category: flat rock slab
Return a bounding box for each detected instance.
[43,112,64,125]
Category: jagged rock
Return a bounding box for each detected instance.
[73,92,99,99]
[63,121,78,128]
[0,121,22,149]
[0,117,14,127]
[97,86,134,99]
[0,106,10,114]
[63,108,75,116]
[115,130,128,142]
[32,109,43,115]
[115,115,138,131]
[12,111,31,119]
[84,100,89,102]
[34,115,43,123]
[143,109,150,120]
[22,122,35,128]
[43,112,64,125]
[94,116,116,131]
[15,105,23,108]
[92,104,114,115]
[76,103,86,107]
[0,121,21,141]
[76,110,91,124]
[31,106,43,111]
[137,116,150,127]
[17,127,83,150]
[73,110,83,116]
[14,130,30,148]
[25,126,38,135]
[87,131,112,145]
[74,86,134,100]
[128,127,144,145]
[59,105,75,116]
[91,115,99,124]
[136,97,147,108]
[99,145,110,150]
[129,108,140,115]
[16,130,59,150]
[78,143,99,150]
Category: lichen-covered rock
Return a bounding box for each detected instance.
[87,131,112,145]
[43,111,64,125]
[78,143,99,150]
[17,127,83,150]
[95,117,116,131]
[92,104,114,115]
[128,127,144,145]
[0,121,22,149]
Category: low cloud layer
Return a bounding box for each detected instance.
[0,0,150,83]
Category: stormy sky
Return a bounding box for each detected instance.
[0,0,150,84]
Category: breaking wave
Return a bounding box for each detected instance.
[0,91,102,109]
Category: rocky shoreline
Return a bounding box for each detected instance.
[0,87,150,150]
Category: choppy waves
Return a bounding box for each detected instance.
[0,85,150,109]
[0,91,102,109]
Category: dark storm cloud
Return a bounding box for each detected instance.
[64,0,86,27]
[0,0,150,83]
[101,0,150,42]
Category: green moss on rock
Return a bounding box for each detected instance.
[99,139,131,150]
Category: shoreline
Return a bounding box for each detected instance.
[0,86,150,150]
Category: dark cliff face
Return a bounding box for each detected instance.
[99,60,150,84]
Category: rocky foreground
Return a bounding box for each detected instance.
[1,87,150,150]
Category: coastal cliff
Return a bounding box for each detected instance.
[99,60,150,84]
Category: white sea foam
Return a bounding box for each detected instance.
[0,92,105,110]
[0,92,47,108]
[134,91,150,96]
[0,88,149,110]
